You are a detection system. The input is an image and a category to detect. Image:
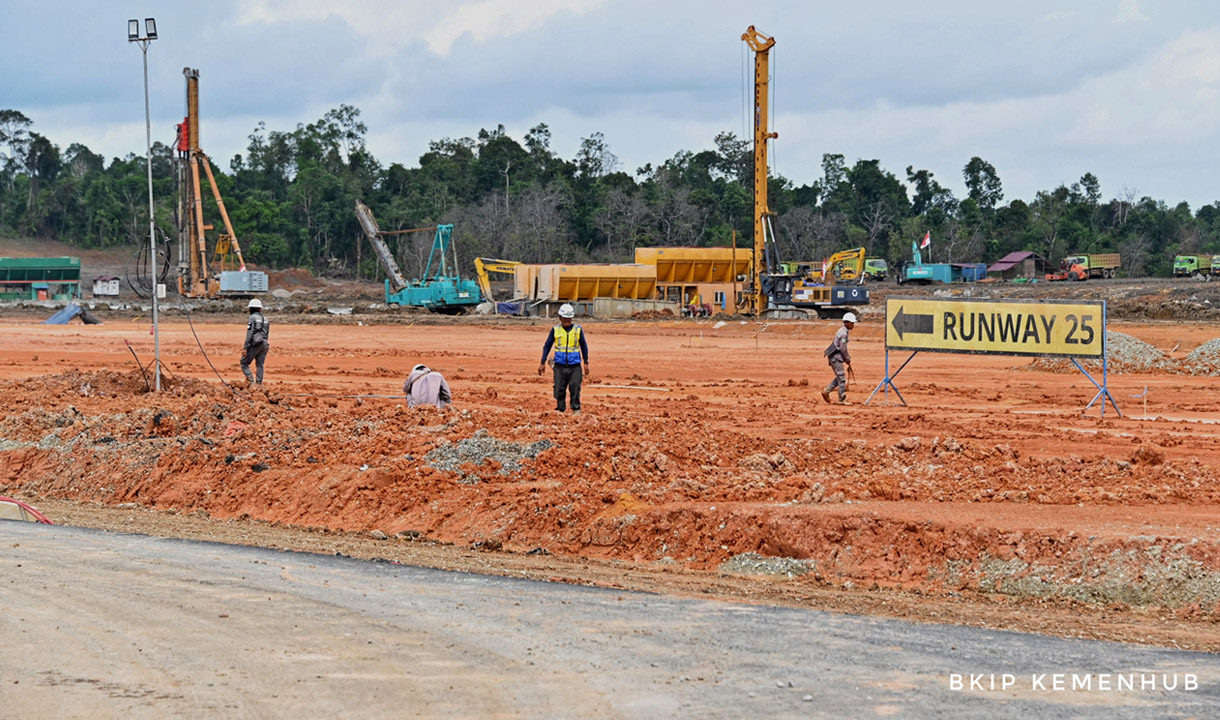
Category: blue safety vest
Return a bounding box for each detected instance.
[552,325,583,365]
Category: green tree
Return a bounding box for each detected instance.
[963,156,1003,211]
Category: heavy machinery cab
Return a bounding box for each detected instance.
[1047,259,1087,281]
[1174,256,1198,276]
[863,258,888,281]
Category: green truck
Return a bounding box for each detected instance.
[0,257,82,300]
[1173,254,1214,278]
[863,257,888,281]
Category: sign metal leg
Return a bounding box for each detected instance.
[1071,357,1122,418]
[865,350,917,406]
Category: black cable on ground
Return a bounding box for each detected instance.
[182,306,249,403]
[124,340,151,391]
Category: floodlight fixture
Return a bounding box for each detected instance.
[128,17,162,390]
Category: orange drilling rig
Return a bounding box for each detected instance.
[175,68,267,298]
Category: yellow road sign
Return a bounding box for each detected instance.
[885,297,1104,357]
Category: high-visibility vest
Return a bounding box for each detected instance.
[552,325,583,365]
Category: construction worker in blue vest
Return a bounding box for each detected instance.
[538,303,589,414]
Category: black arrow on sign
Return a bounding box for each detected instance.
[892,306,934,340]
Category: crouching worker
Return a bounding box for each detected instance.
[241,299,269,385]
[404,364,451,409]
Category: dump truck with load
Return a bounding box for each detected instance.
[1047,253,1120,281]
[1173,254,1213,278]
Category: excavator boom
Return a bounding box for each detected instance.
[822,247,866,284]
[354,201,409,292]
[474,257,521,301]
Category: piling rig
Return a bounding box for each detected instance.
[175,68,267,298]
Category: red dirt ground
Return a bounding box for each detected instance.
[2,313,1219,647]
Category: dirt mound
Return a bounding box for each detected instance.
[12,369,216,398]
[631,309,674,319]
[266,268,325,289]
[5,319,1220,624]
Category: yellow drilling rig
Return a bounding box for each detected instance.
[175,68,267,298]
[739,27,869,318]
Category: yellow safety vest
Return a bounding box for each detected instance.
[552,325,583,365]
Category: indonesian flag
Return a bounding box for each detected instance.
[920,231,931,249]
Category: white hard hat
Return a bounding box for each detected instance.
[558,303,575,318]
[843,312,857,323]
[248,298,263,310]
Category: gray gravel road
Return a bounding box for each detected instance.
[1,523,1217,719]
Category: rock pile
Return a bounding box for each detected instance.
[1104,331,1174,371]
[1030,331,1173,374]
[1183,338,1220,376]
[424,429,553,483]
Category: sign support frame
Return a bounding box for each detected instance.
[1074,301,1121,418]
[866,297,1121,417]
[864,349,917,407]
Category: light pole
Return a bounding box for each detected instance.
[128,18,160,391]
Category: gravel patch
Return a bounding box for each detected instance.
[719,552,814,577]
[425,429,553,483]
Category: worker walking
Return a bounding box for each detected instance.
[240,298,269,385]
[538,303,589,414]
[404,364,452,409]
[821,312,856,405]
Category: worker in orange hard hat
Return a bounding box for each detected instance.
[821,312,856,405]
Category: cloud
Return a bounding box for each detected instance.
[4,0,1220,209]
[424,0,604,55]
[233,0,602,56]
[1115,0,1149,24]
[762,25,1220,206]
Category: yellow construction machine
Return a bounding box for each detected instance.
[798,247,867,284]
[789,246,868,318]
[474,258,522,302]
[817,247,866,284]
[736,26,869,318]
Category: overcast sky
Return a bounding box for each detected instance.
[3,0,1218,208]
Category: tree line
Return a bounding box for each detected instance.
[1,106,1217,280]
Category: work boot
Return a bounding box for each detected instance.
[820,389,831,404]
[838,398,852,406]
[572,410,581,416]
